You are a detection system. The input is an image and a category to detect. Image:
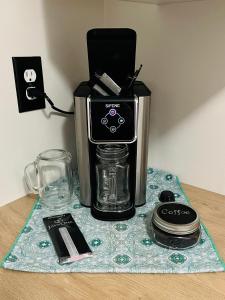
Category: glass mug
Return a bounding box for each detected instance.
[24,149,73,210]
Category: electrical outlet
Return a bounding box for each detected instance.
[12,56,45,113]
[24,69,37,83]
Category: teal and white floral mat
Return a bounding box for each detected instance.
[1,168,225,273]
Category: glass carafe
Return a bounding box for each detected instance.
[95,144,130,212]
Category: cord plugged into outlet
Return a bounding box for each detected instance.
[26,87,74,115]
[26,86,37,100]
[13,56,74,115]
[24,69,38,100]
[12,57,45,112]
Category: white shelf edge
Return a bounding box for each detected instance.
[120,0,206,6]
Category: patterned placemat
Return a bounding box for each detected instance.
[1,168,225,273]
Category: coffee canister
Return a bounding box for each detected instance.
[151,202,201,249]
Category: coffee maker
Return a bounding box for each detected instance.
[74,29,151,221]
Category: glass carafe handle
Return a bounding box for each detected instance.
[24,161,39,194]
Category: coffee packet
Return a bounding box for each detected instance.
[43,213,92,265]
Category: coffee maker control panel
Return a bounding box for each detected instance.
[87,97,137,143]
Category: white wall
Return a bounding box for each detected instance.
[0,0,103,206]
[104,0,225,195]
[150,0,225,195]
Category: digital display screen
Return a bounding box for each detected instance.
[88,99,136,142]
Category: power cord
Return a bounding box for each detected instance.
[27,87,74,115]
[44,93,74,115]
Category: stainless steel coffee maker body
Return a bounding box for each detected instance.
[74,81,151,221]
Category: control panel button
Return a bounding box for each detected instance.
[110,126,117,133]
[101,117,108,125]
[118,117,125,124]
[109,109,117,116]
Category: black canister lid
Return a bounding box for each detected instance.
[159,190,175,203]
[152,203,200,235]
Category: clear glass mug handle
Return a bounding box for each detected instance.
[24,161,39,194]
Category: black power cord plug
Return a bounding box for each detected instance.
[26,87,74,115]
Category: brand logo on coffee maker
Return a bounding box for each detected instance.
[105,104,120,108]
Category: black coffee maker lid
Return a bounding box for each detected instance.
[87,28,136,87]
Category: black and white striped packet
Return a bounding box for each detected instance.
[43,213,92,265]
